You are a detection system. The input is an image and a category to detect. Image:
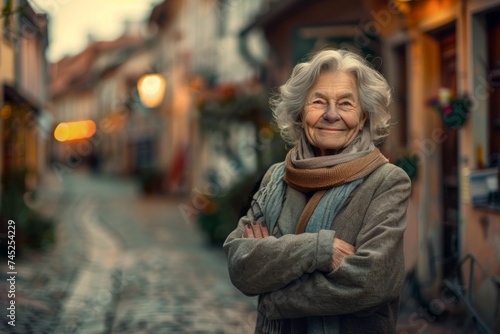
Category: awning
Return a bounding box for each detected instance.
[3,84,40,115]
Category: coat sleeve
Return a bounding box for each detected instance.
[223,165,335,296]
[259,167,411,319]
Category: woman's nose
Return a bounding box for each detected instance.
[322,104,340,122]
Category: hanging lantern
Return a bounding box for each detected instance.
[137,73,166,108]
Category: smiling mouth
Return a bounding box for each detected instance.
[317,128,345,132]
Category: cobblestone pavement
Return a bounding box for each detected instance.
[103,198,257,334]
[0,172,256,334]
[0,174,91,334]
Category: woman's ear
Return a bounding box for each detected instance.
[359,112,368,130]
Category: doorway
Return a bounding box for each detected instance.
[435,26,460,279]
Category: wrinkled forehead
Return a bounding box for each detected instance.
[306,71,360,99]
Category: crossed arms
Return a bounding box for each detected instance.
[223,166,411,319]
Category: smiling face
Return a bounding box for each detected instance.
[302,71,367,156]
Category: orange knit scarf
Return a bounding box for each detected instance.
[283,148,388,234]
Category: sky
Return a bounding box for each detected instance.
[29,0,162,62]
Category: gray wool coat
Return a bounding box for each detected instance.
[224,162,412,334]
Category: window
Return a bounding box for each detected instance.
[487,9,500,167]
[393,44,408,147]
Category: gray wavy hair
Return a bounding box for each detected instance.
[270,49,392,146]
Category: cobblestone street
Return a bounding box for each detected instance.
[0,172,256,334]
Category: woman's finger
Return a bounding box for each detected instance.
[245,223,255,238]
[334,238,355,255]
[251,222,263,238]
[261,223,269,237]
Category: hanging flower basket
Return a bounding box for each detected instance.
[428,91,472,129]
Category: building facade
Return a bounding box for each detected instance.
[1,0,50,191]
[50,0,269,197]
[50,32,155,179]
[148,0,269,195]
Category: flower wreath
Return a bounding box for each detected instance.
[428,89,472,129]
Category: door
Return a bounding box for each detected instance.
[437,28,459,279]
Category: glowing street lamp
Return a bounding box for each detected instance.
[54,120,97,142]
[137,73,166,108]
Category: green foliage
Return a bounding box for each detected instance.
[395,154,418,180]
[1,0,14,19]
[0,169,55,256]
[197,93,270,136]
[198,171,262,246]
[429,94,472,129]
[2,1,27,26]
[195,88,288,245]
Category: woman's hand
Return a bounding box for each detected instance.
[332,238,355,270]
[242,222,269,239]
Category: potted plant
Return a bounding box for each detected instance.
[428,88,472,129]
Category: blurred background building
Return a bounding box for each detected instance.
[0,0,54,250]
[1,0,500,332]
[1,0,50,191]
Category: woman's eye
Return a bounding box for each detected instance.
[339,101,352,106]
[312,99,326,104]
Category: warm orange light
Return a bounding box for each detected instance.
[54,120,96,142]
[137,73,166,108]
[1,105,12,119]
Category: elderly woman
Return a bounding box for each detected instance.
[224,49,411,333]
